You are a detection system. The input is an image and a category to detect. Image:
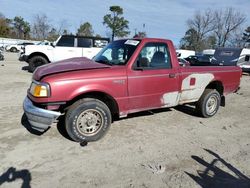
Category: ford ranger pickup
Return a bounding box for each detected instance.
[23,38,242,142]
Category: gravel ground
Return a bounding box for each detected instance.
[0,52,250,188]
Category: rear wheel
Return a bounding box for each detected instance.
[65,98,112,142]
[10,47,18,52]
[29,56,48,72]
[196,89,221,118]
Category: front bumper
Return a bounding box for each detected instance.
[23,97,61,132]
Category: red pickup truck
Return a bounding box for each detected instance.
[23,38,241,142]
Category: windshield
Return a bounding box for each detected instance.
[93,39,140,65]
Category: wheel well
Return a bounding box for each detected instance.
[65,91,119,119]
[28,52,50,63]
[206,81,225,106]
[206,81,224,95]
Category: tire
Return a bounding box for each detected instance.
[196,89,221,118]
[10,47,18,53]
[29,56,48,72]
[65,98,112,142]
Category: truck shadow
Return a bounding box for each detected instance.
[21,113,47,136]
[0,167,32,188]
[56,109,173,142]
[21,66,32,73]
[21,65,29,71]
[21,113,73,141]
[185,149,250,188]
[56,116,74,141]
[174,104,200,117]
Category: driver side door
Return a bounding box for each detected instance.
[127,42,180,112]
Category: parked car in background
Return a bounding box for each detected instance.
[176,49,195,58]
[185,55,211,66]
[211,48,250,67]
[0,50,4,61]
[23,38,242,142]
[5,42,35,52]
[203,49,215,57]
[19,35,110,72]
[178,57,190,66]
[238,55,250,73]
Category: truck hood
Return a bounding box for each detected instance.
[33,57,110,81]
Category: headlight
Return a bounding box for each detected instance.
[29,81,50,97]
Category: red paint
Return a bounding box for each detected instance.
[190,78,196,86]
[28,38,242,116]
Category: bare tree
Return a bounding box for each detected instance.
[214,8,246,47]
[180,7,246,50]
[32,14,51,40]
[182,9,216,51]
[57,19,69,35]
[187,9,215,47]
[227,29,246,47]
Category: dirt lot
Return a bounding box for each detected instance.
[0,52,250,188]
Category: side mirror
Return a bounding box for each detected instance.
[51,42,56,47]
[245,55,250,62]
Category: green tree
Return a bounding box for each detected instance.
[13,16,31,39]
[0,14,11,37]
[95,34,102,38]
[180,28,200,51]
[62,29,68,35]
[77,22,94,36]
[103,5,130,41]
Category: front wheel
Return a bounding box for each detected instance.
[65,98,112,142]
[196,89,221,118]
[29,56,48,72]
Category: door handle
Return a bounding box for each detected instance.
[169,73,176,78]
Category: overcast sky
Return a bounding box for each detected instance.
[0,0,249,45]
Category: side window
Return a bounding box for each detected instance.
[56,36,74,47]
[134,43,171,69]
[78,38,92,47]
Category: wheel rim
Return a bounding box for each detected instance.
[76,109,103,136]
[35,60,44,67]
[206,95,218,115]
